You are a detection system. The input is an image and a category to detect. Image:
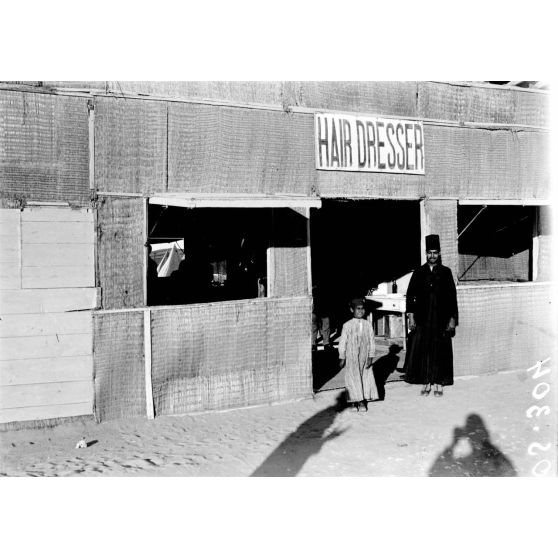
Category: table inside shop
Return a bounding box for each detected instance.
[365,293,408,350]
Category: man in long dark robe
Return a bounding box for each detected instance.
[404,234,458,396]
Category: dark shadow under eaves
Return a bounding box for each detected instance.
[251,392,349,477]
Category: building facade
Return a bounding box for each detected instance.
[0,81,553,426]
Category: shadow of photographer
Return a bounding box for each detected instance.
[429,413,517,477]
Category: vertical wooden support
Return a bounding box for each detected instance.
[531,206,539,282]
[143,197,148,306]
[144,308,154,419]
[267,209,275,297]
[305,206,312,295]
[419,199,427,264]
[88,99,95,192]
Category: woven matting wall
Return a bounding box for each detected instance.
[48,82,549,128]
[537,237,552,282]
[104,81,286,107]
[536,206,552,282]
[282,81,419,117]
[150,297,312,415]
[417,82,549,128]
[94,97,167,194]
[93,311,145,421]
[97,196,144,309]
[423,199,458,274]
[314,124,548,201]
[459,250,530,282]
[423,127,549,200]
[167,103,315,195]
[0,91,89,206]
[272,208,309,297]
[454,283,554,376]
[92,94,548,201]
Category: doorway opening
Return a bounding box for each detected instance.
[310,199,421,391]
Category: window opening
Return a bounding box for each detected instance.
[457,205,537,282]
[147,205,270,306]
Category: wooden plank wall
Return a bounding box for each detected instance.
[0,206,97,424]
[0,91,90,207]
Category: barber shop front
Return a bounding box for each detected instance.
[0,81,551,427]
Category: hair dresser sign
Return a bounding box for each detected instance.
[315,113,425,174]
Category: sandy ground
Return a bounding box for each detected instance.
[1,369,556,477]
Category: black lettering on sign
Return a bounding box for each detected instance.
[396,123,405,170]
[376,121,386,170]
[343,119,352,167]
[317,116,329,167]
[366,121,376,168]
[386,123,396,169]
[339,119,344,166]
[414,124,424,172]
[330,118,340,167]
[405,123,414,171]
[356,120,366,167]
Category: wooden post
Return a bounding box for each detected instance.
[419,199,427,264]
[267,209,275,297]
[144,308,154,419]
[88,99,95,192]
[143,198,148,306]
[305,206,312,295]
[531,206,539,282]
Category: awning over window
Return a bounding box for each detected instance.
[149,193,322,209]
[458,199,549,206]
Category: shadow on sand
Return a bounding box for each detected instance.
[312,346,341,391]
[373,344,403,400]
[429,413,517,477]
[251,392,348,477]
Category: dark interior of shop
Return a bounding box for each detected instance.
[147,206,271,306]
[310,200,421,332]
[457,205,537,282]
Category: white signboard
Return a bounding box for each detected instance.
[315,113,425,174]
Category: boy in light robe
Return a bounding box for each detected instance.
[338,298,378,411]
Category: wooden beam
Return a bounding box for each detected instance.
[88,99,95,191]
[458,199,550,206]
[144,309,154,419]
[305,206,312,295]
[21,207,93,222]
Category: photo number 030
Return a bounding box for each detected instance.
[526,357,554,476]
